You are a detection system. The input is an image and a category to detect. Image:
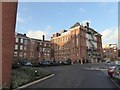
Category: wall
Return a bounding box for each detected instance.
[1,2,17,88]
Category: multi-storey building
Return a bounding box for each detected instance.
[29,38,51,62]
[14,33,29,61]
[103,44,118,60]
[14,33,51,63]
[51,22,102,63]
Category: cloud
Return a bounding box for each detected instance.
[17,16,25,23]
[79,8,86,13]
[80,20,91,26]
[27,30,46,40]
[100,27,118,47]
[26,26,53,40]
[16,12,32,23]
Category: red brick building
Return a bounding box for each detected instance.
[51,22,102,63]
[103,45,118,60]
[14,33,51,63]
[14,33,29,61]
[1,1,18,88]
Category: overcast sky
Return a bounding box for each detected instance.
[16,2,118,47]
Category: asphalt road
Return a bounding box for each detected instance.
[24,63,119,88]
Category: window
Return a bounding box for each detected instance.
[15,45,18,50]
[14,51,18,57]
[76,38,78,46]
[20,45,23,50]
[47,53,49,56]
[24,53,27,57]
[24,46,27,51]
[44,53,46,56]
[39,53,41,57]
[40,42,42,45]
[19,52,23,57]
[20,38,23,43]
[24,39,28,45]
[44,43,46,46]
[16,38,19,43]
[72,39,74,45]
[43,48,45,52]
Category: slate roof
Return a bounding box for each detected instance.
[70,22,81,29]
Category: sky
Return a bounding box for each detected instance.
[16,2,118,47]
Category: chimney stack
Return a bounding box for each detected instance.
[43,35,45,41]
[86,22,89,27]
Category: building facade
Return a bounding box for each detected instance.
[14,33,51,63]
[51,22,102,63]
[103,45,118,60]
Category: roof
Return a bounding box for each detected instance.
[70,22,81,29]
[30,38,50,42]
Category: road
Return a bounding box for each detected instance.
[23,63,119,88]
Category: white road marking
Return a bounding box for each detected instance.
[18,74,55,89]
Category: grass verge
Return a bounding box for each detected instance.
[11,66,51,89]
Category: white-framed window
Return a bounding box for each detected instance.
[20,45,23,50]
[44,43,46,46]
[15,45,18,50]
[76,38,78,46]
[14,51,18,57]
[39,53,41,57]
[72,39,74,45]
[44,53,46,56]
[24,39,28,45]
[24,46,27,51]
[16,38,19,43]
[24,53,27,57]
[19,52,23,57]
[40,42,42,45]
[20,38,23,43]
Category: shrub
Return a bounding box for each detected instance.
[11,66,51,89]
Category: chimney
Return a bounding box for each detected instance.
[24,33,26,36]
[86,22,89,27]
[43,35,45,41]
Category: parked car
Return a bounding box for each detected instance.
[20,61,32,66]
[112,65,120,80]
[108,65,117,78]
[39,61,50,66]
[12,61,21,69]
[107,61,119,78]
[24,61,32,66]
[105,60,111,65]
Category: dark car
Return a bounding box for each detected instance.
[20,61,32,66]
[12,61,21,69]
[39,61,50,66]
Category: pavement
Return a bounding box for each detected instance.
[20,63,119,89]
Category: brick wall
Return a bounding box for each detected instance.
[1,2,17,87]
